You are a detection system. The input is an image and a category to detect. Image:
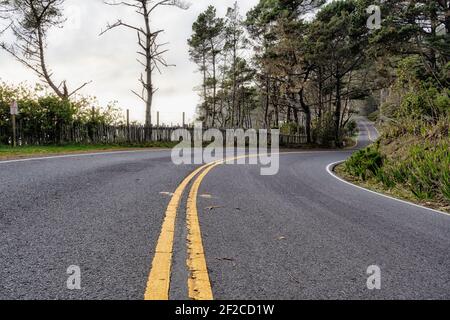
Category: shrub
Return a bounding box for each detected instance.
[345,144,383,181]
[312,112,336,146]
[0,83,125,144]
[345,119,358,136]
[343,55,450,207]
[401,143,450,202]
[280,122,304,135]
[367,110,379,122]
[345,139,450,205]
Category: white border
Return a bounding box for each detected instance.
[326,161,450,217]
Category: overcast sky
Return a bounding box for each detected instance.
[0,0,259,125]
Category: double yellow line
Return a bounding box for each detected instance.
[144,161,220,300]
[143,151,336,300]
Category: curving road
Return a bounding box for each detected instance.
[0,120,449,300]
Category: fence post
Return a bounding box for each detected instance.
[12,114,16,148]
[157,111,160,141]
[182,112,185,128]
[10,101,19,147]
[127,109,130,142]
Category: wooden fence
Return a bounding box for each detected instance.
[0,122,307,146]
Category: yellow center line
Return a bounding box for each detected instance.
[183,152,336,300]
[186,163,222,300]
[145,150,345,300]
[144,162,217,300]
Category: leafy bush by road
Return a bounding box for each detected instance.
[343,55,450,210]
[345,144,383,181]
[0,83,125,145]
[345,137,450,207]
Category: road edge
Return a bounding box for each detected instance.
[0,148,173,165]
[326,160,450,217]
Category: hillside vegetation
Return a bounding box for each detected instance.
[343,57,450,211]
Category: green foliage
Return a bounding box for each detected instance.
[345,144,383,181]
[188,5,224,60]
[398,86,449,119]
[0,83,125,144]
[367,111,379,122]
[396,55,428,85]
[345,119,358,136]
[246,0,325,29]
[386,56,450,122]
[312,112,335,146]
[369,0,450,65]
[374,141,450,203]
[280,122,303,135]
[404,143,449,201]
[345,46,449,206]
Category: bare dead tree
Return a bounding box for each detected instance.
[101,0,190,130]
[0,0,91,99]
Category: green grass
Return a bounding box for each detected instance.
[343,132,359,149]
[335,163,450,212]
[367,110,379,122]
[0,142,178,159]
[338,134,450,213]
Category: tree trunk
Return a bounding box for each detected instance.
[293,106,299,128]
[318,67,323,123]
[240,85,245,127]
[37,25,65,99]
[273,82,279,127]
[202,50,209,125]
[334,75,342,146]
[211,46,217,127]
[264,76,270,128]
[146,57,153,128]
[299,88,312,144]
[231,40,237,127]
[144,6,152,139]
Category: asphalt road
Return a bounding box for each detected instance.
[0,121,449,300]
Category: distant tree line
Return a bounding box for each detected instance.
[0,0,448,147]
[188,0,449,146]
[188,3,257,130]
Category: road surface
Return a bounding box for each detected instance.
[0,120,449,300]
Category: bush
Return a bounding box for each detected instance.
[345,119,358,136]
[345,144,383,181]
[401,143,450,201]
[367,110,379,122]
[312,112,336,146]
[343,55,450,207]
[0,83,125,144]
[395,56,449,120]
[280,122,304,135]
[345,139,450,204]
